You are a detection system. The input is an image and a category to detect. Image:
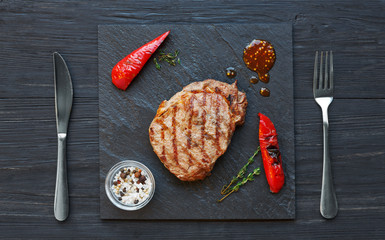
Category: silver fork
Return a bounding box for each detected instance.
[313,51,338,219]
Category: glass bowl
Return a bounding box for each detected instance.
[105,160,155,211]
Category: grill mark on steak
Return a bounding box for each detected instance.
[161,124,166,163]
[154,118,168,163]
[186,95,195,165]
[201,92,209,163]
[149,127,154,142]
[171,106,179,167]
[161,146,166,163]
[175,137,200,170]
[160,124,165,161]
[215,93,221,155]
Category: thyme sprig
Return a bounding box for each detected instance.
[217,147,261,203]
[154,49,180,70]
[221,147,260,195]
[217,168,261,203]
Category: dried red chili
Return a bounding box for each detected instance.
[111,30,170,90]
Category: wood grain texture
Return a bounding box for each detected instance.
[1,0,385,238]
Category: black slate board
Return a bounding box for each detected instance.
[98,24,294,219]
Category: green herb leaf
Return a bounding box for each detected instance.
[217,166,261,203]
[218,146,262,202]
[156,49,181,68]
[220,147,260,195]
[154,58,161,70]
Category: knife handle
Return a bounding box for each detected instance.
[54,133,69,221]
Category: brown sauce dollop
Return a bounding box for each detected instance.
[243,40,276,83]
[260,87,270,97]
[225,67,237,78]
[249,76,259,84]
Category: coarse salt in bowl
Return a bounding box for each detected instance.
[105,160,155,211]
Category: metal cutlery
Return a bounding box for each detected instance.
[313,51,338,219]
[53,52,73,221]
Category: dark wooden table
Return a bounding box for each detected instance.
[1,1,384,239]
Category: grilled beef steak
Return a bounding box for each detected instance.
[149,79,247,181]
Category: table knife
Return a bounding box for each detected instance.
[53,52,73,221]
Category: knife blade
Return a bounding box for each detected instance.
[53,52,73,221]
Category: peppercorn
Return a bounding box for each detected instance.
[139,175,147,184]
[120,172,127,179]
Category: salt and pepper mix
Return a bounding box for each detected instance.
[111,166,152,205]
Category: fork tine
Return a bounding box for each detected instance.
[313,51,318,93]
[319,51,323,89]
[330,51,333,90]
[324,51,328,89]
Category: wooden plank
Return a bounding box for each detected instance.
[1,1,385,99]
[1,0,385,238]
[0,98,384,237]
[0,212,384,239]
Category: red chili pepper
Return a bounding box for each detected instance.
[258,113,284,193]
[111,30,170,90]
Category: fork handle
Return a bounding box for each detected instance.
[320,106,338,219]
